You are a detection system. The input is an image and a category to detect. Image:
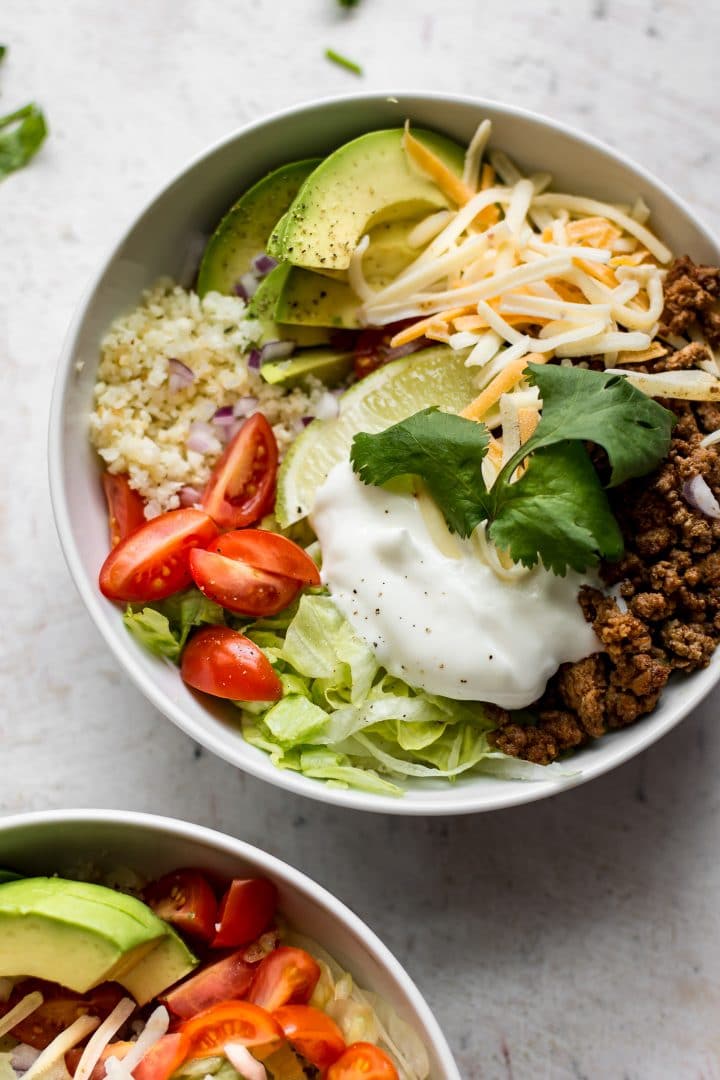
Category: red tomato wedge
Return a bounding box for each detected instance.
[200,414,278,529]
[179,1001,283,1059]
[99,508,219,602]
[189,548,299,617]
[274,1005,346,1070]
[212,878,278,948]
[161,950,257,1019]
[248,947,321,1013]
[353,320,425,379]
[102,473,146,548]
[6,980,127,1050]
[213,531,321,587]
[144,869,217,943]
[327,1043,399,1080]
[181,626,282,702]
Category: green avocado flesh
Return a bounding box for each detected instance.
[249,265,334,347]
[0,877,197,1001]
[260,348,354,388]
[271,127,465,271]
[197,158,321,297]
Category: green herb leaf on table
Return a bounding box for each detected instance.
[124,588,224,662]
[0,103,48,180]
[324,48,363,75]
[350,364,674,574]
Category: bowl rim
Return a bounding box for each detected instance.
[0,807,461,1078]
[49,89,720,816]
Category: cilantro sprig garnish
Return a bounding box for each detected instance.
[350,364,675,575]
[0,46,48,181]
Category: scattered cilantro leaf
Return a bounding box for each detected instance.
[352,408,491,535]
[124,587,224,662]
[512,363,675,486]
[0,102,48,180]
[350,365,674,574]
[324,48,363,75]
[488,442,624,574]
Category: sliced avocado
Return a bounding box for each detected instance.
[0,877,170,994]
[249,265,334,347]
[274,127,465,271]
[275,269,360,329]
[119,925,196,1005]
[260,348,353,388]
[197,159,321,297]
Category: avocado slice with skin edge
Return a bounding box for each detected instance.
[249,265,335,347]
[260,348,354,388]
[273,127,465,271]
[197,158,322,297]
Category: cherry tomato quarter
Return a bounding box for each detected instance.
[99,508,218,602]
[179,1001,283,1058]
[273,1005,346,1070]
[180,627,282,702]
[200,414,278,529]
[248,947,320,1013]
[213,531,321,587]
[212,878,278,949]
[161,950,257,1019]
[189,548,299,617]
[144,870,217,943]
[327,1042,399,1080]
[102,473,146,548]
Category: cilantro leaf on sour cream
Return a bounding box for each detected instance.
[350,364,674,575]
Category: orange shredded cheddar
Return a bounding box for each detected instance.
[403,124,474,206]
[609,250,650,268]
[518,406,540,444]
[452,313,550,333]
[547,278,586,304]
[461,353,549,421]
[574,258,619,288]
[389,306,475,348]
[480,163,495,190]
[566,217,622,248]
[487,437,504,468]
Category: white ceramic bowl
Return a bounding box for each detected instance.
[49,91,720,815]
[0,808,459,1079]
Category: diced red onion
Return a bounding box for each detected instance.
[11,1045,41,1072]
[233,396,259,418]
[178,485,202,507]
[224,1044,266,1080]
[301,416,314,427]
[186,422,218,454]
[314,391,340,421]
[212,405,236,426]
[682,475,720,519]
[167,358,195,393]
[233,281,248,300]
[251,253,278,276]
[247,349,261,371]
[239,271,260,299]
[259,340,295,363]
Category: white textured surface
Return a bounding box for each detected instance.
[2,1,720,1077]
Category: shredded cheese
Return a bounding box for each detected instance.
[604,368,720,400]
[0,991,44,1039]
[24,1017,100,1080]
[73,999,136,1080]
[105,1007,169,1080]
[462,119,492,191]
[403,123,474,206]
[532,193,672,263]
[461,352,547,420]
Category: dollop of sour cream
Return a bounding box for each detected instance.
[311,460,600,708]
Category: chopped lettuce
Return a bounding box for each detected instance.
[237,594,495,795]
[124,588,224,662]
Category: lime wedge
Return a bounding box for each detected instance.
[276,345,478,526]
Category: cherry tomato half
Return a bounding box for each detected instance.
[180,626,282,702]
[274,1005,346,1071]
[179,1001,283,1059]
[189,548,300,617]
[99,508,218,602]
[248,947,321,1013]
[145,870,217,943]
[102,473,146,548]
[200,414,278,529]
[67,1034,189,1080]
[7,981,126,1050]
[213,531,321,587]
[161,950,257,1019]
[327,1043,399,1080]
[212,878,278,949]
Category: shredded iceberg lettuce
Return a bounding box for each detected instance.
[237,594,496,796]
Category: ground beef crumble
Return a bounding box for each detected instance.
[491,258,720,765]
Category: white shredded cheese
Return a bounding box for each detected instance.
[73,999,136,1080]
[104,1006,169,1080]
[462,118,492,190]
[23,1017,100,1080]
[0,991,44,1039]
[223,1044,266,1080]
[532,193,672,263]
[604,368,720,400]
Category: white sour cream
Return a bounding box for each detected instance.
[311,460,600,708]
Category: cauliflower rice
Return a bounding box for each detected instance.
[90,280,330,517]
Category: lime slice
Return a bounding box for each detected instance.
[276,345,478,526]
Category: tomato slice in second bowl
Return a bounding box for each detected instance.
[179,1001,283,1059]
[200,414,278,529]
[189,548,300,616]
[213,530,321,587]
